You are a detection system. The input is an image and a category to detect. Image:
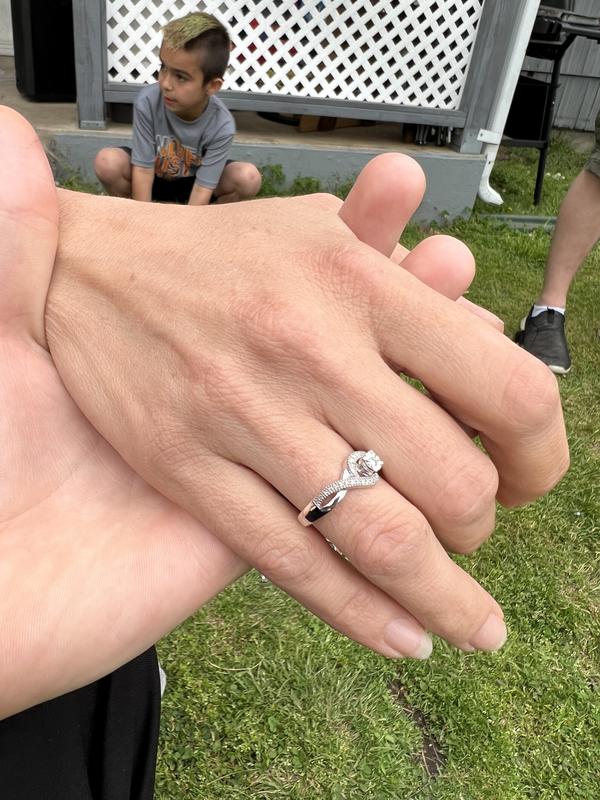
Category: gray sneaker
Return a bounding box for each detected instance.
[514,307,571,374]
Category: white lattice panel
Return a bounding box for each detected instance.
[106,0,485,110]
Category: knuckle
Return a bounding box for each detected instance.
[436,459,498,535]
[182,351,260,441]
[258,532,319,585]
[142,422,207,484]
[451,533,490,556]
[317,240,374,295]
[501,348,562,433]
[186,351,242,410]
[308,191,342,213]
[532,450,570,498]
[352,506,429,579]
[331,585,379,626]
[237,295,328,369]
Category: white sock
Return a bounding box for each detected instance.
[158,664,167,697]
[531,304,565,317]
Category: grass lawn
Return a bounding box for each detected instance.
[63,136,600,798]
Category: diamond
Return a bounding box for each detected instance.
[357,450,383,476]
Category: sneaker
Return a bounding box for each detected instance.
[514,307,571,374]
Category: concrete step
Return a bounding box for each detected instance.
[1,55,484,223]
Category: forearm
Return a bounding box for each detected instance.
[131,165,155,202]
[188,182,213,205]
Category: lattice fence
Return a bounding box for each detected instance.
[106,0,485,109]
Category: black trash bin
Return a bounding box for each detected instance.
[504,76,550,141]
[11,0,76,101]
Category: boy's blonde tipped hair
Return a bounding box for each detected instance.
[162,12,222,51]
[161,12,231,83]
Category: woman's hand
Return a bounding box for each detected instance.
[44,116,568,662]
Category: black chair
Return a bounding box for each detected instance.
[503,1,600,204]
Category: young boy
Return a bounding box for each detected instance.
[94,12,261,205]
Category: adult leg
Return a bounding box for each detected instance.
[537,167,600,307]
[213,161,262,203]
[94,147,134,197]
[515,165,600,374]
[516,113,600,373]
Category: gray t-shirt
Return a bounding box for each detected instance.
[131,83,235,189]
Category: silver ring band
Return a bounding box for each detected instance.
[298,450,383,527]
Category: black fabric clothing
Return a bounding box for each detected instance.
[120,146,231,203]
[121,145,194,204]
[0,647,160,800]
[151,175,197,204]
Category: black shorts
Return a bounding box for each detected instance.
[0,647,161,800]
[152,175,197,204]
[121,146,228,204]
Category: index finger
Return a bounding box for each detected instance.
[368,261,569,505]
[338,153,426,256]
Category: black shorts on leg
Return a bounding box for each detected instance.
[151,176,196,204]
[0,647,161,800]
[120,146,230,203]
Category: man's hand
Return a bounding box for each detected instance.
[45,126,569,659]
[0,106,246,719]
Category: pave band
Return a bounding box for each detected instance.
[298,450,383,527]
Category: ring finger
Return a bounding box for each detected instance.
[227,414,507,653]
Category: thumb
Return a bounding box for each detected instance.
[0,106,58,348]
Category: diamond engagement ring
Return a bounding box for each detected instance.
[298,450,384,527]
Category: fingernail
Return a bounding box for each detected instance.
[466,613,507,652]
[384,619,433,660]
